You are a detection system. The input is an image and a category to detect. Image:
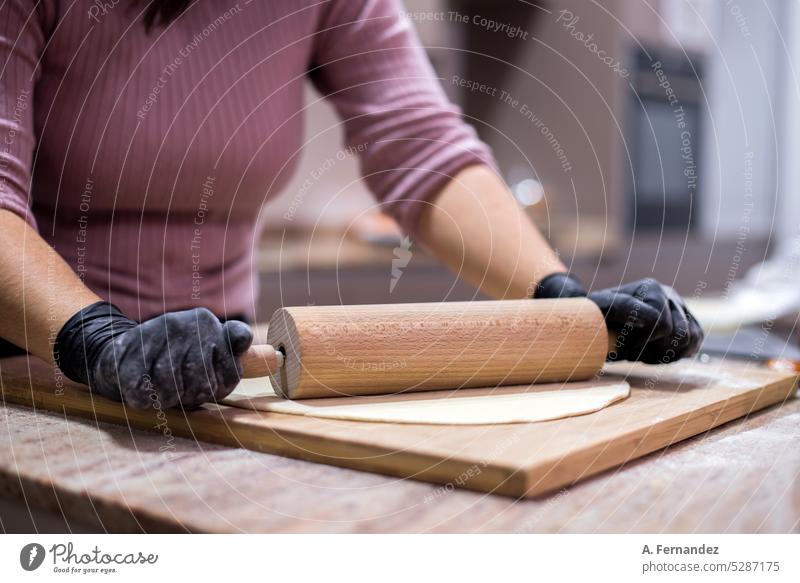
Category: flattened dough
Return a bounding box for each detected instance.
[222,378,630,425]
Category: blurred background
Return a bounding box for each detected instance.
[255,0,800,357]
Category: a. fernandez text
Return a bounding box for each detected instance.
[642,544,719,555]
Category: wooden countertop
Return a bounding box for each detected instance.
[1,363,797,533]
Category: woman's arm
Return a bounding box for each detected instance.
[416,164,565,299]
[0,2,91,360]
[417,165,704,363]
[0,209,101,361]
[307,1,561,297]
[0,209,253,409]
[309,0,702,362]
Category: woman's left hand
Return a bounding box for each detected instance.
[535,273,704,364]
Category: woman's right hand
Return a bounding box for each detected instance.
[55,302,253,409]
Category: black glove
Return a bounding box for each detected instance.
[54,302,253,409]
[534,272,588,299]
[534,273,704,364]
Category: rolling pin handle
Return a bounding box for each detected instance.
[607,330,621,359]
[240,344,283,378]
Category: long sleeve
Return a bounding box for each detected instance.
[0,0,46,228]
[309,0,497,237]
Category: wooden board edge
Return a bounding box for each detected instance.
[515,374,799,498]
[0,381,527,499]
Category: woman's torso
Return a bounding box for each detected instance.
[32,0,322,319]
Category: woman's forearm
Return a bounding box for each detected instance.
[416,165,566,300]
[0,209,101,362]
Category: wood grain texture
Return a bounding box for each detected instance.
[241,344,282,378]
[266,298,608,399]
[0,354,796,501]
[2,397,798,534]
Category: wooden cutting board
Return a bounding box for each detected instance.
[0,355,796,497]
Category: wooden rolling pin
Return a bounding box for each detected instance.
[239,298,613,400]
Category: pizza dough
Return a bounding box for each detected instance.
[222,377,630,425]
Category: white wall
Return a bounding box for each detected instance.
[700,0,785,239]
[775,0,800,252]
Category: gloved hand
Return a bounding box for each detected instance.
[54,302,253,409]
[534,273,704,364]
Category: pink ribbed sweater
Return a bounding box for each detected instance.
[0,0,492,320]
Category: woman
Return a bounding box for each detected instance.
[0,0,702,409]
